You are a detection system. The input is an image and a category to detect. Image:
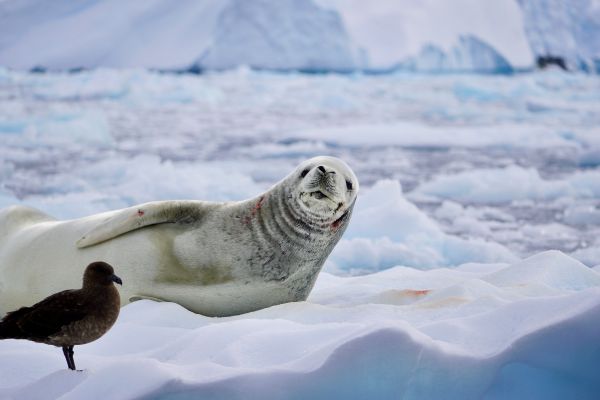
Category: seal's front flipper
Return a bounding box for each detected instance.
[129,295,166,303]
[76,200,216,248]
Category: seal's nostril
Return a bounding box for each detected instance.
[318,166,326,173]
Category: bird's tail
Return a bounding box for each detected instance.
[0,324,8,339]
[0,320,12,339]
[0,307,29,339]
[0,320,16,339]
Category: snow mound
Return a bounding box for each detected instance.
[484,250,600,291]
[1,251,599,399]
[326,180,516,273]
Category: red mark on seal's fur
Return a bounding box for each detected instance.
[331,218,342,230]
[137,209,145,217]
[330,209,348,231]
[243,196,265,225]
[253,196,265,215]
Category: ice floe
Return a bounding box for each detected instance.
[1,251,598,399]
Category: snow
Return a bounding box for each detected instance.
[413,166,600,204]
[1,67,599,398]
[0,109,113,147]
[326,180,516,274]
[1,251,599,399]
[296,122,583,148]
[571,246,600,269]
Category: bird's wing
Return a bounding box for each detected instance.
[9,290,89,339]
[76,200,218,248]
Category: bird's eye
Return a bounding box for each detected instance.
[346,180,353,190]
[300,168,310,178]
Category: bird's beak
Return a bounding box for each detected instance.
[112,274,123,285]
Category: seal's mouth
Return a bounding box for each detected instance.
[300,190,340,211]
[331,209,350,229]
[310,190,340,206]
[311,190,329,200]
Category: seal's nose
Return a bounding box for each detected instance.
[317,165,326,173]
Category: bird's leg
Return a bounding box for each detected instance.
[68,345,76,371]
[62,346,75,370]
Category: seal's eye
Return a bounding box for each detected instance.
[300,168,310,178]
[346,180,353,191]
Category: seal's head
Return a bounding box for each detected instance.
[291,156,358,226]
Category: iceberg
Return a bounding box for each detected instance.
[317,0,533,72]
[1,0,598,73]
[399,35,514,74]
[518,0,600,72]
[198,0,355,72]
[0,0,355,71]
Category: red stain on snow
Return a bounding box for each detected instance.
[403,289,431,297]
[137,209,145,217]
